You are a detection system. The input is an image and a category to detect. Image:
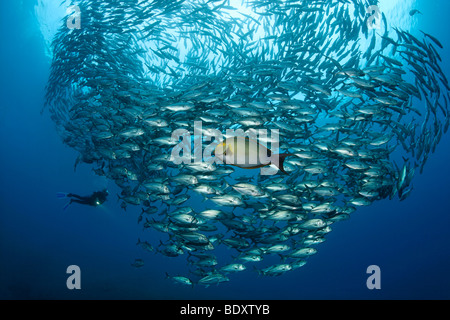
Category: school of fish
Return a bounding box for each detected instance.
[44,0,449,286]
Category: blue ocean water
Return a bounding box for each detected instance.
[1,0,450,300]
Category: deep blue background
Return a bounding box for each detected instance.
[1,0,449,299]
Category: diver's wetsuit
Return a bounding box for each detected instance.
[67,190,108,206]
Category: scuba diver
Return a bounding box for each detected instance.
[57,189,108,210]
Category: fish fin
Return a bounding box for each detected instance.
[222,180,230,190]
[74,156,80,172]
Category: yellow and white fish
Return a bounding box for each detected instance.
[214,136,292,174]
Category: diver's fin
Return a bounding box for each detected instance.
[63,201,71,211]
[57,192,69,199]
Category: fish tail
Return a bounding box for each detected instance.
[276,154,294,174]
[252,266,262,276]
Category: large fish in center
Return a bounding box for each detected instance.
[214,136,292,174]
